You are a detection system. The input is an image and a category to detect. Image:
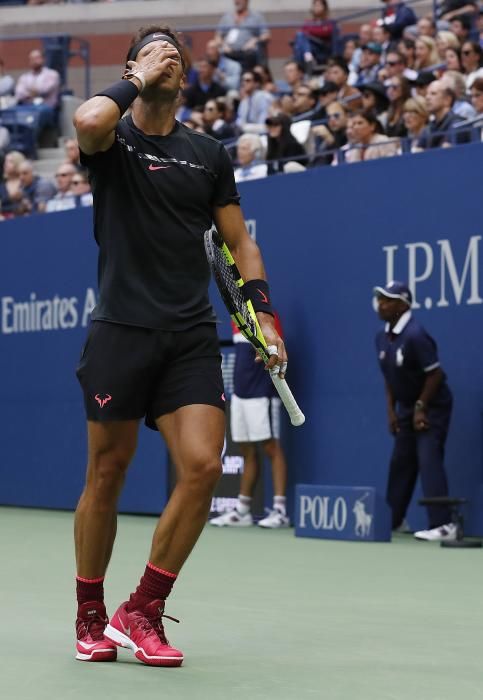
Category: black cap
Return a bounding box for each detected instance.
[319,81,338,95]
[361,81,389,107]
[411,71,436,87]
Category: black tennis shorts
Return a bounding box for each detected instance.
[76,321,225,430]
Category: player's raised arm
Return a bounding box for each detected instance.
[73,42,181,155]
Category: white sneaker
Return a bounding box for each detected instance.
[209,509,253,527]
[414,523,457,542]
[258,509,290,529]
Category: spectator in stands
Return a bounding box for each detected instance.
[345,109,399,163]
[377,0,417,41]
[360,82,389,125]
[0,150,26,218]
[215,0,270,71]
[411,70,438,97]
[355,43,383,86]
[478,8,483,49]
[18,159,56,213]
[326,57,362,111]
[0,124,10,166]
[416,15,437,38]
[312,100,348,165]
[278,60,305,96]
[444,46,463,71]
[418,79,465,148]
[372,25,393,65]
[415,37,440,70]
[15,49,60,143]
[45,163,76,212]
[460,41,483,88]
[205,38,242,92]
[436,30,460,60]
[312,80,339,120]
[292,0,333,74]
[236,70,273,133]
[70,169,93,208]
[202,98,237,140]
[183,58,226,111]
[449,15,473,44]
[379,50,408,82]
[373,281,456,543]
[470,76,483,114]
[385,76,411,137]
[233,133,267,182]
[397,38,417,69]
[0,58,15,101]
[437,0,477,24]
[291,83,319,122]
[64,138,81,170]
[253,64,276,95]
[403,95,429,149]
[265,113,306,174]
[351,24,373,72]
[442,70,477,118]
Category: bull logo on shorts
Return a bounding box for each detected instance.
[95,393,112,408]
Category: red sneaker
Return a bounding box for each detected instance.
[75,601,117,662]
[105,599,183,667]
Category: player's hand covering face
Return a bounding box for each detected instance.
[126,41,183,96]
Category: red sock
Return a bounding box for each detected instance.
[76,575,105,607]
[127,562,177,612]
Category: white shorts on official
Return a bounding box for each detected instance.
[230,394,281,442]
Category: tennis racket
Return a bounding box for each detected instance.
[204,228,305,427]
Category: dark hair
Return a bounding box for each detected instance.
[126,25,186,69]
[243,70,263,87]
[353,109,381,131]
[328,56,349,74]
[265,113,305,167]
[451,14,472,31]
[387,50,407,66]
[445,46,462,69]
[284,59,305,73]
[399,38,415,52]
[253,64,274,83]
[472,77,483,92]
[462,41,483,66]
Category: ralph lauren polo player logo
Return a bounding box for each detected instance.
[396,348,404,366]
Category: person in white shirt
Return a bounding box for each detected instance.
[234,133,267,182]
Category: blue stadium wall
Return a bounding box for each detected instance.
[1,142,483,533]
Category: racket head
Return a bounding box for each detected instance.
[204,228,270,363]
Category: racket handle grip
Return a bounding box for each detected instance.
[270,374,305,427]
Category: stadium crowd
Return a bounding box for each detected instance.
[1,0,483,218]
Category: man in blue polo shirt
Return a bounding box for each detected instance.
[374,281,456,542]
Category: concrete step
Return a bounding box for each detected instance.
[37,147,64,160]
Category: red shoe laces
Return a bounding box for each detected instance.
[139,605,180,645]
[76,612,107,641]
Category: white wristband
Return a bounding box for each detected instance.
[124,71,146,92]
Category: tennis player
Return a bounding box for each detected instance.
[73,25,286,666]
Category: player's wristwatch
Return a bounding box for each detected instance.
[414,400,425,412]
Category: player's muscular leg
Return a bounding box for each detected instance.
[75,420,139,578]
[263,439,287,495]
[151,405,224,573]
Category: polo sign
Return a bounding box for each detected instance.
[295,485,391,542]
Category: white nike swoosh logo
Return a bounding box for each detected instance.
[78,641,101,650]
[119,617,130,635]
[148,164,171,171]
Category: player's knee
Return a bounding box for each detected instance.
[87,450,131,496]
[182,456,222,491]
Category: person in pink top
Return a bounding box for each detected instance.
[15,49,61,143]
[15,49,60,108]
